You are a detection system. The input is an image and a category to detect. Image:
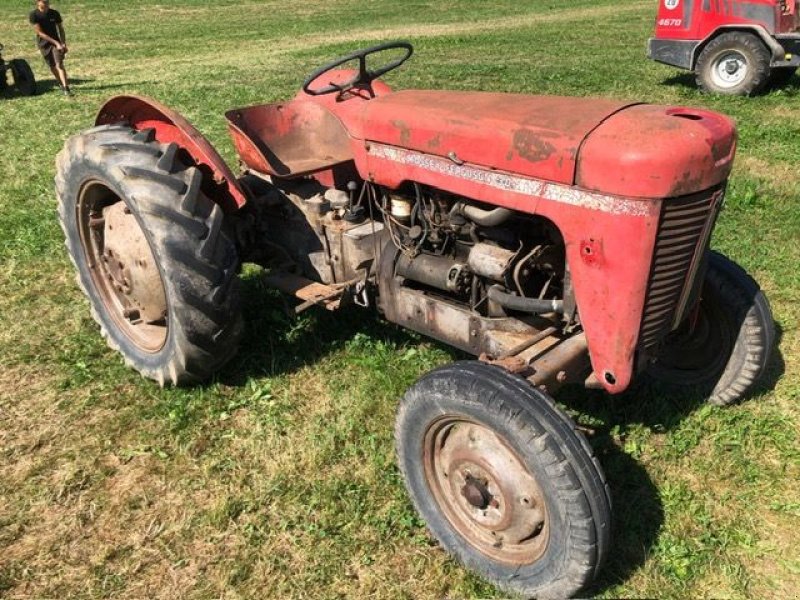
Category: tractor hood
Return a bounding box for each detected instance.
[357,91,736,198]
[359,90,633,186]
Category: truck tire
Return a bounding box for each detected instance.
[648,251,774,406]
[56,125,242,386]
[396,361,611,600]
[695,32,770,96]
[10,59,36,96]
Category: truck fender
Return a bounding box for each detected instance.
[692,25,785,68]
[95,95,248,212]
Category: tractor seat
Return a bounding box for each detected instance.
[225,101,353,178]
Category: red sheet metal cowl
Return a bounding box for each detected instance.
[360,90,633,186]
[576,105,736,198]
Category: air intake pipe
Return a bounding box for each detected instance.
[449,202,513,227]
[487,285,564,315]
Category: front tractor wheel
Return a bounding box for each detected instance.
[396,361,611,599]
[56,125,242,385]
[649,252,774,406]
[695,32,770,96]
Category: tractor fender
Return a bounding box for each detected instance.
[96,95,247,212]
[692,25,785,68]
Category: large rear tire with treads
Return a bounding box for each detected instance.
[56,125,242,385]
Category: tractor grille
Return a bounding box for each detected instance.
[639,187,724,350]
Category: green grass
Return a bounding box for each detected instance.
[1,0,799,598]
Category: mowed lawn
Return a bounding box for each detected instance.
[1,0,798,598]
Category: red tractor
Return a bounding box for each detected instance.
[648,0,800,94]
[56,43,774,598]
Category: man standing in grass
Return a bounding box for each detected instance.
[29,0,71,95]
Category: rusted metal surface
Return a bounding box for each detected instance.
[467,243,516,282]
[262,272,344,311]
[527,333,591,390]
[225,101,353,178]
[77,180,167,352]
[496,326,558,360]
[95,95,247,212]
[423,417,548,565]
[358,90,633,186]
[576,106,736,198]
[102,202,167,324]
[380,278,551,356]
[639,187,723,350]
[252,178,386,285]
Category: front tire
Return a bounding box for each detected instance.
[695,32,770,96]
[396,361,611,599]
[56,125,242,385]
[648,251,774,406]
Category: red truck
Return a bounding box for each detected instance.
[648,0,800,94]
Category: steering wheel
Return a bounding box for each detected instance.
[302,41,413,96]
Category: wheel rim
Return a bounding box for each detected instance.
[77,180,168,352]
[653,299,731,384]
[423,417,548,566]
[711,51,748,88]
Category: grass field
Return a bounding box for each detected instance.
[1,0,799,598]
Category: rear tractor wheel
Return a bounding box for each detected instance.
[56,125,242,385]
[396,361,611,599]
[695,32,770,96]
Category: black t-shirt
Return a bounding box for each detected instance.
[29,8,63,48]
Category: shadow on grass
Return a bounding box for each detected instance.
[1,77,138,99]
[36,77,139,95]
[661,71,697,90]
[661,70,800,94]
[570,321,784,595]
[217,273,453,387]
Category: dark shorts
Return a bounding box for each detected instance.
[39,45,65,68]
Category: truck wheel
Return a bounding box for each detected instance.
[695,32,770,96]
[56,125,242,385]
[10,59,36,96]
[648,251,774,406]
[395,361,611,600]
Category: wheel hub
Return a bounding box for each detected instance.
[77,180,168,353]
[462,475,491,509]
[425,419,548,565]
[713,52,747,87]
[101,202,167,323]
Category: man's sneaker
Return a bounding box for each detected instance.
[63,87,73,96]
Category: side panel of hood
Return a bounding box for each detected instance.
[357,90,633,185]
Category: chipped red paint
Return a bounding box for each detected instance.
[96,95,247,212]
[358,91,633,186]
[576,105,736,198]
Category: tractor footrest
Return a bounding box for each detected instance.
[263,272,343,312]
